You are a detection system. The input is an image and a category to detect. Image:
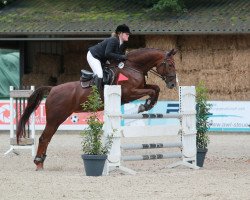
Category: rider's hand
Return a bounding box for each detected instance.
[121,55,127,61]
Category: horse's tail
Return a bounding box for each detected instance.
[16,86,52,143]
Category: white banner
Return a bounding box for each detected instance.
[209,101,250,132]
[121,101,250,132]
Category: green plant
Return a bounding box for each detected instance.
[196,81,212,149]
[81,86,113,155]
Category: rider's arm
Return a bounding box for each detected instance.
[105,38,127,61]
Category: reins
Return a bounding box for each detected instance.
[123,55,175,80]
[149,69,163,79]
[124,65,144,75]
[124,58,163,77]
[123,65,168,81]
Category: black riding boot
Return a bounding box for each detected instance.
[94,76,103,94]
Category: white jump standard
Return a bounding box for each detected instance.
[4,86,36,157]
[103,85,199,175]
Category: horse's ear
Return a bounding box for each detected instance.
[172,49,178,55]
[167,49,176,56]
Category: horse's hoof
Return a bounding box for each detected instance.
[138,104,145,113]
[35,163,44,171]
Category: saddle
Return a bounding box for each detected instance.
[80,66,115,88]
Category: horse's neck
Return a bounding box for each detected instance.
[129,53,160,73]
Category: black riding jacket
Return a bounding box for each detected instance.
[89,36,126,64]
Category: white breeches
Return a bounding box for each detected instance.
[87,51,103,78]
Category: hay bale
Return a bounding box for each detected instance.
[57,74,79,84]
[180,49,218,70]
[22,73,53,88]
[146,74,179,100]
[231,49,250,67]
[33,53,61,77]
[236,34,250,49]
[63,52,86,75]
[178,36,208,51]
[213,50,234,69]
[206,35,237,50]
[177,69,200,86]
[145,35,176,50]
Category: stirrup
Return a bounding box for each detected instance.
[81,69,94,81]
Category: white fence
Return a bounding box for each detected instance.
[103,85,199,175]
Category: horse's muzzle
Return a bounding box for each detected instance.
[166,81,176,89]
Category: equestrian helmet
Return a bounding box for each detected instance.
[115,24,131,34]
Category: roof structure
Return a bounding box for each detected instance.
[0,0,249,37]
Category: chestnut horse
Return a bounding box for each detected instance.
[17,48,177,170]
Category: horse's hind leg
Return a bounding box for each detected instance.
[34,123,59,170]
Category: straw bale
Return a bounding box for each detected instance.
[199,68,249,100]
[206,35,237,50]
[213,50,234,69]
[33,53,61,76]
[158,87,179,100]
[57,74,79,84]
[22,74,52,88]
[178,36,208,51]
[231,50,250,68]
[63,52,86,75]
[143,34,250,101]
[154,65,249,101]
[145,35,176,50]
[179,35,249,51]
[200,71,234,91]
[180,50,214,70]
[180,48,249,71]
[236,34,250,49]
[146,75,179,100]
[208,87,250,101]
[177,69,200,86]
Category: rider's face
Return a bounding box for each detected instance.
[120,32,130,42]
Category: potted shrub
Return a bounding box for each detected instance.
[81,86,113,176]
[196,81,212,167]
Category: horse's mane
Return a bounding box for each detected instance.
[127,48,164,61]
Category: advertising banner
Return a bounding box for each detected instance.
[121,101,250,132]
[208,101,250,132]
[0,100,102,130]
[0,100,249,132]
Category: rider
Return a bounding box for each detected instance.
[87,24,131,91]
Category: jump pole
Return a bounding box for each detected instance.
[103,85,198,175]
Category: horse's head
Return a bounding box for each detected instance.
[156,49,177,89]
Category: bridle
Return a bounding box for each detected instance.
[150,57,176,82]
[123,53,176,82]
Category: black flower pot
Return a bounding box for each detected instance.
[81,154,107,176]
[197,148,208,167]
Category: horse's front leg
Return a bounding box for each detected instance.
[144,84,160,106]
[137,84,160,113]
[124,87,158,113]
